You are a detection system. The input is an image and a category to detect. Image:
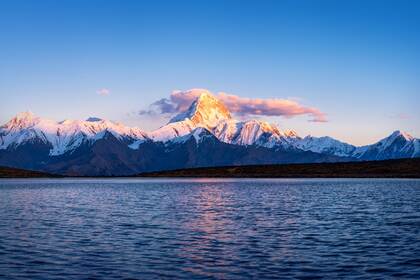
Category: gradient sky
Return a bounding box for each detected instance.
[0,0,419,145]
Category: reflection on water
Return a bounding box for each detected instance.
[0,178,419,279]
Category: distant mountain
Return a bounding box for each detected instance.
[352,130,420,160]
[294,135,357,157]
[294,131,420,160]
[0,111,147,156]
[0,90,418,176]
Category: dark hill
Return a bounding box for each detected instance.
[137,158,420,178]
[0,166,60,178]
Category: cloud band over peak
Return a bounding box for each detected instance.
[139,89,327,122]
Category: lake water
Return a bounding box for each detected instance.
[0,178,419,279]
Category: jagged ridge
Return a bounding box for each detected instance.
[0,89,419,176]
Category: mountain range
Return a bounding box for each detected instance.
[1,90,419,176]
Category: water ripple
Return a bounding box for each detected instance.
[0,178,419,279]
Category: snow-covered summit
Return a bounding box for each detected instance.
[366,130,415,151]
[212,119,285,147]
[169,90,232,128]
[388,130,414,141]
[150,90,232,142]
[352,130,419,160]
[295,135,356,157]
[2,111,40,130]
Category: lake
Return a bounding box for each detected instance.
[0,178,419,279]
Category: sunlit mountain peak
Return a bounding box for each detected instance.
[169,90,232,128]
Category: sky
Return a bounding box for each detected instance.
[0,0,419,145]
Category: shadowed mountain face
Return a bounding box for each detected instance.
[0,129,343,176]
[0,90,418,176]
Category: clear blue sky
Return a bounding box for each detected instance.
[1,0,419,145]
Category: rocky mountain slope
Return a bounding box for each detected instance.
[0,90,418,175]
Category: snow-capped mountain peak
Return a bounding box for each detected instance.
[373,130,415,150]
[389,130,414,141]
[351,130,419,160]
[295,135,356,157]
[169,90,232,128]
[283,129,299,138]
[3,111,40,130]
[150,90,234,142]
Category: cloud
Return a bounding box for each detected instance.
[217,92,327,122]
[139,88,327,122]
[138,90,204,115]
[97,88,110,96]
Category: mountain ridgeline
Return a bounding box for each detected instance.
[1,90,419,176]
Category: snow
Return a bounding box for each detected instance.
[128,139,146,150]
[1,92,293,152]
[1,95,418,159]
[350,130,418,159]
[169,91,231,128]
[295,136,356,157]
[386,130,413,141]
[0,113,148,155]
[149,119,196,142]
[168,127,212,144]
[161,91,292,147]
[213,119,285,147]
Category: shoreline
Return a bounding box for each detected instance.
[1,158,419,179]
